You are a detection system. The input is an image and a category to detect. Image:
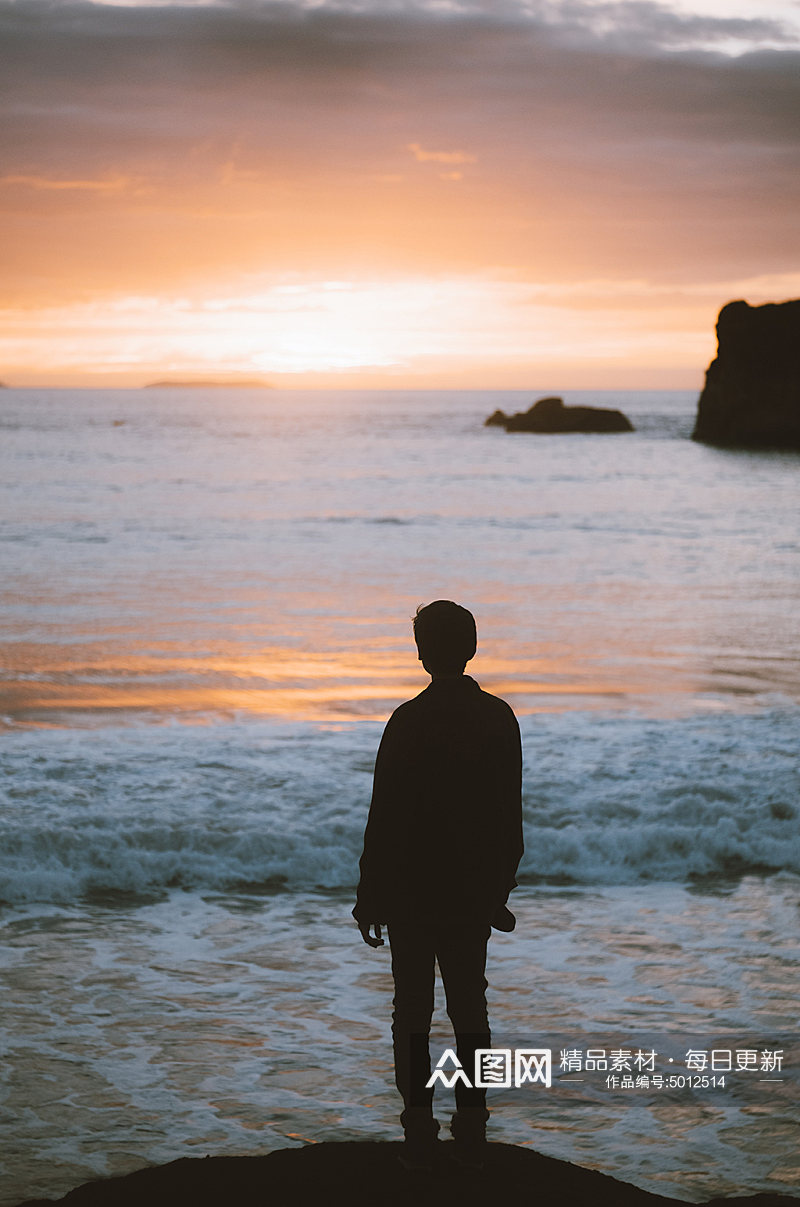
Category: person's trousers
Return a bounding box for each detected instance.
[387,919,491,1136]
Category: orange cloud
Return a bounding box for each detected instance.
[407,143,477,166]
[1,174,134,193]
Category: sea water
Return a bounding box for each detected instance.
[0,388,798,1203]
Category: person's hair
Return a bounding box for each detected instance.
[413,600,477,673]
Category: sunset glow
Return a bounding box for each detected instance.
[1,0,798,387]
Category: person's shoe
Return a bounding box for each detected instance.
[448,1139,486,1171]
[397,1133,437,1173]
[449,1110,488,1170]
[398,1109,439,1173]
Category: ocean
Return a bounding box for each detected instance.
[1,387,798,1204]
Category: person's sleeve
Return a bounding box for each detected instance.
[497,708,524,905]
[352,711,405,923]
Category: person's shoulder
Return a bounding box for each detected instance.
[476,684,519,725]
[385,688,430,725]
[376,694,428,754]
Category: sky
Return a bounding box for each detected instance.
[1,0,799,387]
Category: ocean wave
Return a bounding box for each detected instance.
[0,711,798,904]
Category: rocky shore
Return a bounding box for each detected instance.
[14,1143,799,1207]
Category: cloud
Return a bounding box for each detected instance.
[532,0,798,53]
[6,264,797,387]
[2,3,796,159]
[407,143,477,165]
[0,0,797,308]
[1,173,134,192]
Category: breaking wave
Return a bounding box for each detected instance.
[1,710,798,904]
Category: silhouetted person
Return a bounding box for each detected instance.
[353,601,523,1170]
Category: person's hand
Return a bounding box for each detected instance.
[490,904,516,932]
[358,922,384,948]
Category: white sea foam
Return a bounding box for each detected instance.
[0,710,797,905]
[2,879,797,1205]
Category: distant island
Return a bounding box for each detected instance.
[692,298,800,449]
[144,379,273,389]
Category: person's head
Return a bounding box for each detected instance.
[413,600,477,676]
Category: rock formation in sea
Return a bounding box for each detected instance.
[692,298,800,449]
[485,396,633,433]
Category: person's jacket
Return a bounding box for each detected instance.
[353,675,523,925]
